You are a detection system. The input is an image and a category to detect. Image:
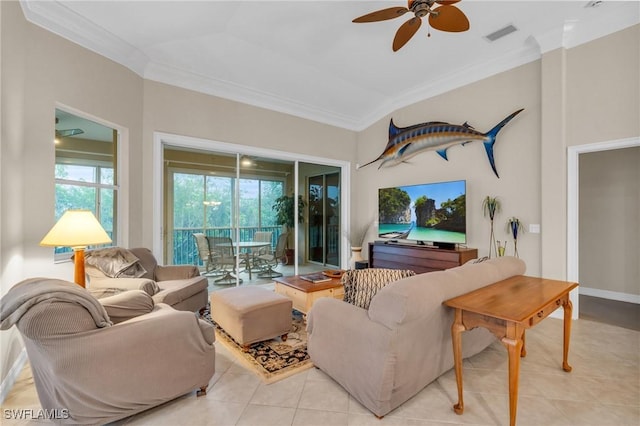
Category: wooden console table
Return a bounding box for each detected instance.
[443,275,578,426]
[368,241,477,273]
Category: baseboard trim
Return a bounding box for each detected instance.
[0,348,27,404]
[580,287,640,304]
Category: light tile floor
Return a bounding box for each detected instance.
[2,317,638,425]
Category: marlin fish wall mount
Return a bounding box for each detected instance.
[358,109,524,178]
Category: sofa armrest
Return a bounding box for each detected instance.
[87,277,160,296]
[99,290,154,324]
[155,265,201,281]
[307,298,397,416]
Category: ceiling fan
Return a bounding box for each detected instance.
[352,0,470,51]
[55,117,84,138]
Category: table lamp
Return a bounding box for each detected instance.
[40,209,112,287]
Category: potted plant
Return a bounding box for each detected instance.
[272,194,305,265]
[482,196,501,258]
[506,217,525,258]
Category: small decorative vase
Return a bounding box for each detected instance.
[497,241,506,257]
[349,246,363,269]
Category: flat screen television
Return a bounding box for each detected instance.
[378,180,466,248]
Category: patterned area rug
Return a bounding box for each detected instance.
[203,305,313,384]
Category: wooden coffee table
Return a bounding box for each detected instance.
[273,274,344,318]
[444,275,578,426]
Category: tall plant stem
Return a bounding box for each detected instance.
[489,220,497,258]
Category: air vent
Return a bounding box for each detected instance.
[485,24,518,42]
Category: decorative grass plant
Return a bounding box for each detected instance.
[506,217,525,258]
[482,196,501,258]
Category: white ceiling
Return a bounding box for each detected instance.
[22,1,640,131]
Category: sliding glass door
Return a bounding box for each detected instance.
[303,164,341,267]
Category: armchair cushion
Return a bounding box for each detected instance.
[342,268,416,310]
[86,276,160,296]
[99,290,155,324]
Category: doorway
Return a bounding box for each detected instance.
[567,137,640,325]
[152,132,351,277]
[307,170,340,267]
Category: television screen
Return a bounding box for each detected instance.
[378,180,466,246]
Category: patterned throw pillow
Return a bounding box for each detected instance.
[342,268,416,310]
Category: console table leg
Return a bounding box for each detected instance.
[562,298,573,372]
[451,309,465,415]
[502,325,524,426]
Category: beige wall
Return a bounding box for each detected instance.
[0,1,144,389]
[355,25,639,284]
[355,61,543,275]
[141,80,357,246]
[579,147,640,297]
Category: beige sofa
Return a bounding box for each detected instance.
[0,277,216,425]
[85,247,208,313]
[307,256,526,417]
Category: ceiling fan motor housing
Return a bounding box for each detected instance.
[410,0,435,17]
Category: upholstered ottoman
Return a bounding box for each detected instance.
[210,286,292,350]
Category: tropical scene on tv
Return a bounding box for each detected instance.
[378,180,466,244]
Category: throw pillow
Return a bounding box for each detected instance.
[342,268,416,310]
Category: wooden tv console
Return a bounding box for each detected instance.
[368,241,477,273]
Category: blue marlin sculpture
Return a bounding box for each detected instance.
[359,108,524,177]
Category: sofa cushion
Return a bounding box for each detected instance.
[368,256,526,329]
[342,268,416,310]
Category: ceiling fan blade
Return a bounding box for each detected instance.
[435,1,461,5]
[353,7,409,23]
[56,129,84,137]
[428,5,470,32]
[393,17,422,51]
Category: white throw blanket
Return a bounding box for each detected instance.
[0,277,112,330]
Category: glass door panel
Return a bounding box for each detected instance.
[239,155,294,279]
[301,163,341,268]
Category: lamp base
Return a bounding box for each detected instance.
[73,247,86,287]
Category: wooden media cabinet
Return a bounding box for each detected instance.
[368,241,477,273]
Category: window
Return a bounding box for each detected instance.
[169,169,284,265]
[54,109,118,256]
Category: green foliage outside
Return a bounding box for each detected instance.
[378,187,411,222]
[173,172,283,229]
[427,195,465,230]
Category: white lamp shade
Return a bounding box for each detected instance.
[40,210,112,248]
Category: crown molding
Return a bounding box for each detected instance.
[20,1,639,132]
[20,0,149,75]
[143,61,364,130]
[353,43,542,131]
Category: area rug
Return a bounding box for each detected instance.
[203,305,313,384]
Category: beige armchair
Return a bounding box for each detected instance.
[0,277,216,425]
[85,247,208,314]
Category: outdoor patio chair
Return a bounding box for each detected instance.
[256,232,288,278]
[207,236,242,284]
[193,233,222,276]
